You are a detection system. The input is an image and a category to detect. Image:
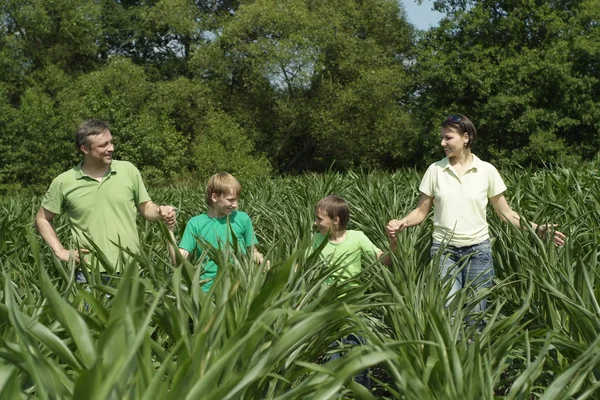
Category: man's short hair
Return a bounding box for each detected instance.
[315,195,350,230]
[205,172,242,206]
[76,119,110,153]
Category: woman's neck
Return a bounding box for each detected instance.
[449,149,473,167]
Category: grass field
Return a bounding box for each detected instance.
[1,166,599,399]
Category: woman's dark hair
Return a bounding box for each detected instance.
[441,115,477,148]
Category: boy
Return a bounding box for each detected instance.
[313,195,396,282]
[312,195,396,388]
[168,172,263,292]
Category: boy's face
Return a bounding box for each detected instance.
[314,209,338,236]
[211,191,239,217]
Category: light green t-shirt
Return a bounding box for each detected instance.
[179,211,257,292]
[419,155,507,247]
[312,230,381,284]
[41,160,151,270]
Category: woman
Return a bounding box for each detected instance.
[387,114,565,319]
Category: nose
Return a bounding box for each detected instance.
[108,143,115,152]
[440,139,446,147]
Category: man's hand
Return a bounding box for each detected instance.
[158,205,177,229]
[55,248,89,263]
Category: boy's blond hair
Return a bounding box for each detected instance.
[315,195,350,231]
[205,172,242,206]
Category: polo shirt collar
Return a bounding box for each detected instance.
[441,154,482,172]
[74,161,117,180]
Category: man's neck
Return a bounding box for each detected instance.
[81,159,110,180]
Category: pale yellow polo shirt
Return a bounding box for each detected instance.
[419,155,507,247]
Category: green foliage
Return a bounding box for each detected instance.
[1,0,600,187]
[2,168,599,397]
[190,110,273,180]
[414,0,600,167]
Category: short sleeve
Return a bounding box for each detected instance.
[242,213,258,247]
[131,165,151,206]
[487,165,508,198]
[41,178,64,215]
[179,222,198,254]
[312,233,327,250]
[358,232,381,258]
[418,164,437,197]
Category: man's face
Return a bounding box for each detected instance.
[81,130,114,166]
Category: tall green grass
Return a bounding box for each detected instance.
[0,166,599,398]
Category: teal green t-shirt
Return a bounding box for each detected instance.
[312,230,381,284]
[179,211,257,291]
[41,160,151,270]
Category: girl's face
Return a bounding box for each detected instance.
[314,209,338,236]
[440,127,469,158]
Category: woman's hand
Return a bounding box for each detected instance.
[536,224,566,246]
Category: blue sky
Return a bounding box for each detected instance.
[401,0,445,30]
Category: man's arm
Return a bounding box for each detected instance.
[35,207,88,262]
[138,201,176,228]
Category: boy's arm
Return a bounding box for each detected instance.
[167,228,190,265]
[377,236,397,266]
[247,246,265,264]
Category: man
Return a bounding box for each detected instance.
[35,119,176,272]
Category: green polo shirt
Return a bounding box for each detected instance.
[41,160,151,270]
[419,155,507,247]
[312,230,381,285]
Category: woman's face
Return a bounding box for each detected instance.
[440,127,469,158]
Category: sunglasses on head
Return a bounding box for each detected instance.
[445,115,463,124]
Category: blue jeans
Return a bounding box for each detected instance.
[430,240,494,321]
[75,270,112,285]
[328,333,370,389]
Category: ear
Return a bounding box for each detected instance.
[80,144,90,155]
[463,132,470,145]
[334,216,340,226]
[211,192,218,203]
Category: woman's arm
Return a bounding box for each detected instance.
[489,193,566,246]
[387,193,434,238]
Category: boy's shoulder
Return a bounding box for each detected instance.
[345,230,369,240]
[188,210,251,224]
[231,210,251,220]
[187,213,211,226]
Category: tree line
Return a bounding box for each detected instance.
[1,0,598,191]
